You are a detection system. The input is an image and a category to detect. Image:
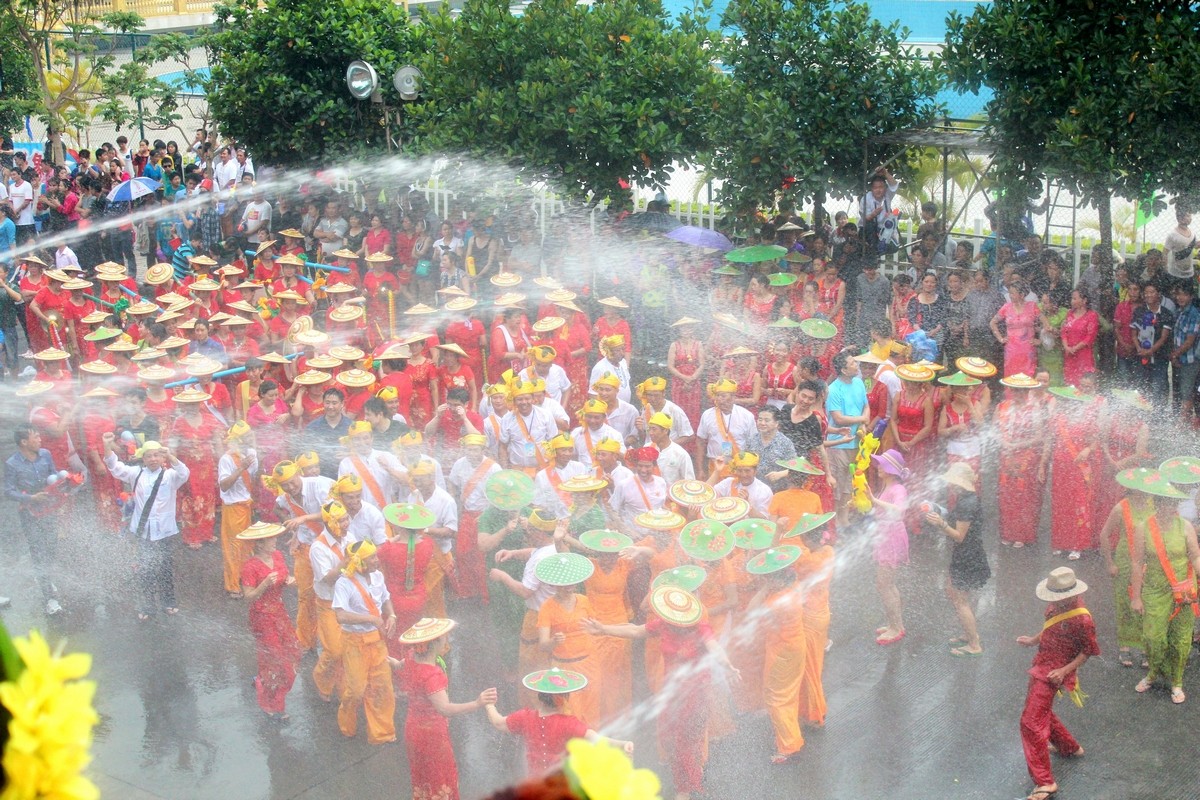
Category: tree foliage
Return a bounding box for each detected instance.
[206,0,428,166]
[0,12,39,135]
[942,0,1200,247]
[705,0,943,219]
[408,0,719,204]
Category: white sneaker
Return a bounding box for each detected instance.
[1012,542,1024,549]
[45,598,63,616]
[1068,550,1081,561]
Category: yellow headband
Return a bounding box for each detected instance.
[393,431,423,449]
[375,386,398,401]
[332,474,363,495]
[647,411,673,429]
[226,420,252,440]
[321,500,347,537]
[732,451,760,468]
[545,433,574,452]
[262,460,299,493]
[460,433,487,447]
[581,398,609,416]
[485,383,510,398]
[343,539,377,576]
[348,420,373,436]
[637,377,667,396]
[530,345,557,364]
[527,509,558,532]
[601,335,625,351]
[411,460,435,477]
[296,451,320,469]
[707,378,738,397]
[592,372,621,390]
[511,379,537,397]
[594,436,622,454]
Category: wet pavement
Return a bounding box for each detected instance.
[2,466,1198,800]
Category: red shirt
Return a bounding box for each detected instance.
[1029,599,1100,691]
[253,259,279,283]
[645,615,713,672]
[377,534,435,622]
[505,708,588,775]
[437,364,476,397]
[593,316,632,354]
[433,406,483,447]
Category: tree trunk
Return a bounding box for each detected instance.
[1097,184,1113,260]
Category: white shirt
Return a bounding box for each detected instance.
[449,456,500,513]
[876,363,901,403]
[697,405,757,459]
[605,399,639,443]
[55,247,80,271]
[537,397,570,429]
[105,453,190,541]
[610,473,668,531]
[332,571,390,632]
[345,503,387,546]
[240,200,272,243]
[275,475,335,545]
[415,485,458,553]
[526,364,571,404]
[638,400,695,445]
[213,158,239,191]
[309,532,346,601]
[522,544,558,611]
[590,358,632,402]
[10,181,33,225]
[715,477,774,517]
[598,463,633,491]
[570,423,625,466]
[656,441,695,486]
[217,449,259,504]
[499,407,558,469]
[338,450,404,508]
[533,461,589,519]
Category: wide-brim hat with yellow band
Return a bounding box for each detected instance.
[305,354,343,370]
[634,508,686,531]
[955,357,997,379]
[443,296,478,312]
[649,586,703,627]
[330,345,366,361]
[293,369,333,386]
[235,521,288,541]
[670,479,715,508]
[597,296,629,309]
[896,364,935,383]
[490,272,523,288]
[701,496,750,524]
[399,617,457,645]
[15,381,54,397]
[172,388,213,404]
[33,347,70,362]
[999,372,1040,389]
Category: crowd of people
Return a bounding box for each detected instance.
[2,141,1199,800]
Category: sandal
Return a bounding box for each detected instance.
[770,753,793,765]
[227,591,243,599]
[1135,677,1152,693]
[1026,786,1057,800]
[137,612,151,622]
[950,646,983,658]
[1172,687,1186,704]
[1118,649,1133,668]
[164,607,179,615]
[876,630,906,646]
[948,636,968,646]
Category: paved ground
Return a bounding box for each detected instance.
[2,456,1198,800]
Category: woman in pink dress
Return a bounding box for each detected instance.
[866,449,909,645]
[990,276,1039,377]
[667,319,705,428]
[1060,289,1099,387]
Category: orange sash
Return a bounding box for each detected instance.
[487,414,501,442]
[1147,516,1199,620]
[315,534,344,562]
[631,476,655,511]
[350,455,387,507]
[582,425,597,459]
[543,467,573,507]
[349,574,381,616]
[714,409,740,459]
[231,453,253,494]
[461,458,496,506]
[287,493,323,535]
[515,412,549,469]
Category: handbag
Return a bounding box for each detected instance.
[415,259,432,278]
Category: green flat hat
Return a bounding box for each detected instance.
[1048,385,1094,402]
[725,244,787,264]
[1159,457,1200,486]
[1116,467,1188,499]
[485,470,536,510]
[649,585,703,627]
[652,564,707,592]
[713,264,744,276]
[382,502,436,530]
[785,251,812,264]
[523,667,588,694]
[799,317,837,340]
[783,511,836,539]
[729,518,777,550]
[679,519,735,561]
[578,529,633,553]
[83,326,122,342]
[768,316,803,329]
[535,552,595,586]
[937,371,982,387]
[768,272,799,287]
[746,545,803,575]
[777,456,824,475]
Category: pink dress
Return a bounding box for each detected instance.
[874,483,909,567]
[1060,309,1099,386]
[997,300,1038,377]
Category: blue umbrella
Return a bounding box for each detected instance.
[106,176,161,204]
[665,225,733,252]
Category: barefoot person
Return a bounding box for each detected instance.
[925,462,989,657]
[1016,567,1099,800]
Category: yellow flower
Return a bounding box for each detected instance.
[565,738,661,800]
[0,631,100,800]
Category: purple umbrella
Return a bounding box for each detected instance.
[665,225,733,252]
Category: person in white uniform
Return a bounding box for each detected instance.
[634,376,694,447]
[711,451,774,517]
[499,381,558,473]
[696,378,756,479]
[646,411,695,486]
[533,434,590,519]
[570,398,625,467]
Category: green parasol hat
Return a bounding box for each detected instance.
[678,520,735,562]
[729,518,777,550]
[485,470,536,511]
[82,326,122,342]
[578,529,633,553]
[725,244,787,264]
[652,565,708,593]
[701,496,750,523]
[783,512,837,540]
[712,264,744,276]
[1116,467,1188,499]
[937,371,982,387]
[649,586,703,627]
[768,272,799,287]
[799,317,837,340]
[746,545,803,575]
[535,552,595,586]
[1048,385,1095,402]
[523,667,588,694]
[382,502,435,530]
[777,456,824,475]
[768,316,803,329]
[1159,457,1200,486]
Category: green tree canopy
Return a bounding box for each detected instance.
[206,0,428,166]
[408,0,719,204]
[705,0,942,221]
[942,0,1200,248]
[0,12,39,135]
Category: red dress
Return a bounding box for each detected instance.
[396,660,459,800]
[32,286,70,351]
[488,324,529,388]
[764,360,796,408]
[647,615,714,794]
[241,551,299,715]
[672,340,703,428]
[362,271,400,346]
[63,298,97,360]
[1049,401,1099,552]
[743,291,778,329]
[593,316,633,355]
[404,359,437,428]
[81,412,121,531]
[443,318,486,385]
[170,413,221,546]
[505,708,588,776]
[1060,309,1099,386]
[377,534,435,654]
[895,388,933,478]
[996,399,1044,544]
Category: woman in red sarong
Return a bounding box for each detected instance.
[1046,377,1102,557]
[377,527,435,652]
[742,273,779,332]
[29,273,71,352]
[443,308,487,388]
[18,257,50,352]
[391,620,498,800]
[488,306,530,385]
[361,254,400,348]
[994,375,1045,546]
[762,338,797,411]
[61,286,96,362]
[668,319,705,429]
[585,590,738,800]
[246,379,292,516]
[79,395,122,531]
[239,525,299,719]
[889,366,937,532]
[888,274,917,340]
[168,393,223,548]
[814,263,846,350]
[404,346,438,429]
